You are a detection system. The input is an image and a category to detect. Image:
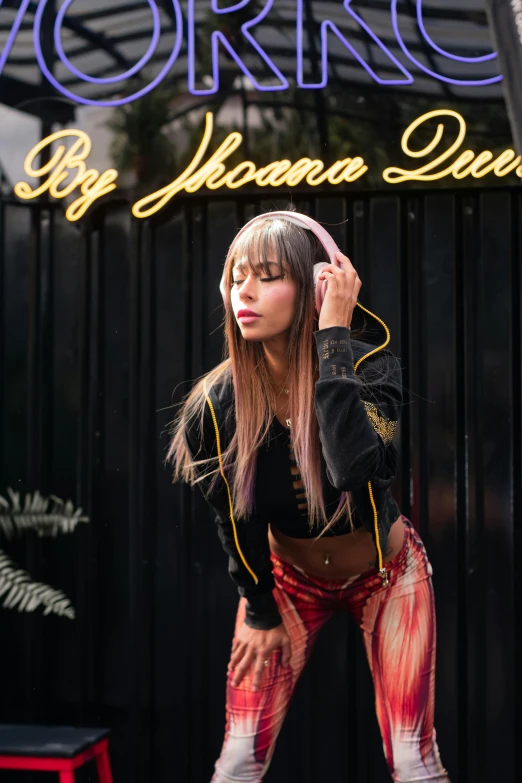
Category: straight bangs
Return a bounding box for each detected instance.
[223,217,329,296]
[227,220,288,282]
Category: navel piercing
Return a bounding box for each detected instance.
[324,553,331,565]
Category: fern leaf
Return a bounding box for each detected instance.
[0,488,89,539]
[0,550,75,619]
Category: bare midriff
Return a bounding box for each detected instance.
[268,514,405,580]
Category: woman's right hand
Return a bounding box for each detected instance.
[228,622,292,691]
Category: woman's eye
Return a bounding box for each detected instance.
[232,275,283,285]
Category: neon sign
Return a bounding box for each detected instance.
[13,129,118,221]
[0,0,501,106]
[382,109,522,182]
[14,111,521,222]
[132,112,367,218]
[390,0,500,86]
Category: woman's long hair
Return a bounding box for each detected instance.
[167,216,356,537]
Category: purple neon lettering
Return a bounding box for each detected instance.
[391,0,502,86]
[297,0,413,88]
[33,0,183,107]
[0,0,504,98]
[213,0,251,12]
[54,0,161,84]
[416,0,497,64]
[0,0,32,75]
[188,0,288,95]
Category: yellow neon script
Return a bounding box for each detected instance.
[383,109,522,183]
[132,112,368,218]
[14,130,118,221]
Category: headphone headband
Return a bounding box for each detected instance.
[229,211,340,264]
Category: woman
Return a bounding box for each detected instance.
[168,211,450,783]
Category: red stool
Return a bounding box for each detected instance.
[0,724,114,782]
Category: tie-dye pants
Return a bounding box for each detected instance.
[212,518,450,783]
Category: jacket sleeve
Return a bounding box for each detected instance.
[313,326,402,491]
[182,401,282,630]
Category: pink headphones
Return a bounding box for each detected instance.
[218,211,344,317]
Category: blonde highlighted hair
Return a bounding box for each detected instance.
[167,216,356,537]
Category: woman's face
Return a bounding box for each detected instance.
[230,252,298,342]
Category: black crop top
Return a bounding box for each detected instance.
[256,416,361,537]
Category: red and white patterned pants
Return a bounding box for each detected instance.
[212,518,451,783]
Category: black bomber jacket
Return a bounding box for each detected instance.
[183,326,403,631]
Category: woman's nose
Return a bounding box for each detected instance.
[238,276,258,299]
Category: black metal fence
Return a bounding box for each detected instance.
[0,188,520,783]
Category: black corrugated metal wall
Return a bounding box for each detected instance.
[0,190,519,783]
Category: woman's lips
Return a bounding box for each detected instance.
[238,315,261,324]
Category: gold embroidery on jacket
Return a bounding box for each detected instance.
[322,339,329,360]
[363,401,397,445]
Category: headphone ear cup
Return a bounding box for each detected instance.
[313,253,344,316]
[313,262,329,316]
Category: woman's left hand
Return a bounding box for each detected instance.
[317,251,362,331]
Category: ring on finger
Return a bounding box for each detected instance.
[263,659,269,667]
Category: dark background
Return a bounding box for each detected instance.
[0,1,520,782]
[0,189,519,782]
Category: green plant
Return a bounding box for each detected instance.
[0,488,89,619]
[105,77,179,186]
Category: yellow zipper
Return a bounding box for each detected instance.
[353,302,391,586]
[203,379,259,584]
